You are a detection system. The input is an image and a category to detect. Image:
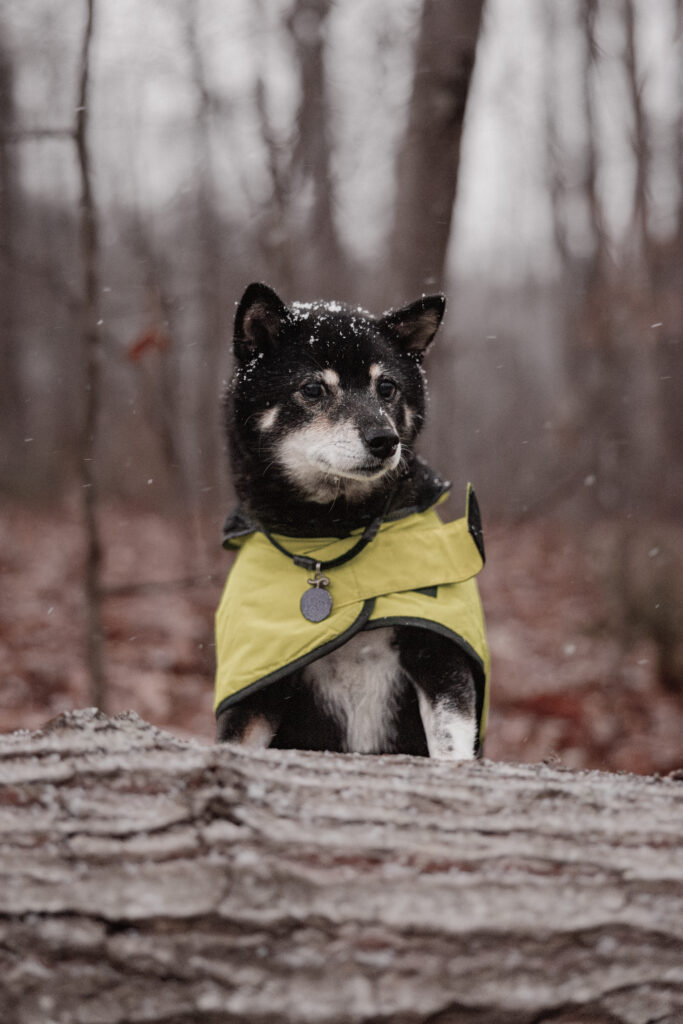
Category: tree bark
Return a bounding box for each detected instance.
[74,0,107,711]
[389,0,484,299]
[286,0,349,298]
[183,0,228,526]
[388,0,484,480]
[0,34,28,484]
[1,709,681,1024]
[622,0,651,265]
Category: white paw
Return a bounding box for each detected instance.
[418,692,476,760]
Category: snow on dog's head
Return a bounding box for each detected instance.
[227,282,445,505]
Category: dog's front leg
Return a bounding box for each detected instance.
[415,688,476,760]
[215,700,281,748]
[397,627,477,761]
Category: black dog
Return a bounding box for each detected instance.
[214,283,489,758]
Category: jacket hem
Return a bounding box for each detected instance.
[215,598,376,717]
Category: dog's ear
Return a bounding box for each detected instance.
[379,294,446,359]
[234,283,288,362]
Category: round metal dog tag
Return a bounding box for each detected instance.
[300,565,332,621]
[300,585,333,622]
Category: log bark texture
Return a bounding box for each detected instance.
[0,709,681,1024]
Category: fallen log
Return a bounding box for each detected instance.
[0,708,681,1023]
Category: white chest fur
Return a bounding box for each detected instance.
[303,628,400,753]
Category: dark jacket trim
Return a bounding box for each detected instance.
[467,488,485,563]
[362,615,487,752]
[215,599,376,717]
[221,507,255,546]
[362,615,485,676]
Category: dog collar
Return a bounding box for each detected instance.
[259,485,399,621]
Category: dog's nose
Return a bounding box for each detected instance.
[363,426,399,459]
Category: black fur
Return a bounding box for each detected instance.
[226,283,444,536]
[217,283,480,758]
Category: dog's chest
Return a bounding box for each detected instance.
[302,628,401,753]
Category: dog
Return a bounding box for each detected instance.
[214,282,489,759]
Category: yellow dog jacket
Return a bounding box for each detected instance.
[215,485,490,738]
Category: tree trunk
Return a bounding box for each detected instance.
[0,36,25,483]
[184,0,228,526]
[389,0,484,299]
[1,709,681,1023]
[388,0,484,480]
[287,0,349,298]
[74,0,106,711]
[622,0,651,267]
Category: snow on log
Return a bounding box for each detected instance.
[0,708,681,1023]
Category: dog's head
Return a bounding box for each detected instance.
[227,282,445,505]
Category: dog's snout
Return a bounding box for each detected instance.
[363,426,399,460]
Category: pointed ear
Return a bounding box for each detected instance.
[379,294,446,358]
[234,282,288,362]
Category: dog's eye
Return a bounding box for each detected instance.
[377,378,398,401]
[301,381,326,400]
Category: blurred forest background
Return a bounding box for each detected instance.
[1,0,681,773]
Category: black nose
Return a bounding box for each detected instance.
[363,426,399,460]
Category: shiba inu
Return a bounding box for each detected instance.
[214,282,489,759]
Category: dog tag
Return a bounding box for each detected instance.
[300,565,332,622]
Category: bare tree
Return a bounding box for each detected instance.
[542,5,570,270]
[678,0,683,260]
[389,0,485,298]
[0,34,24,482]
[623,0,651,267]
[125,216,194,513]
[286,0,349,297]
[252,67,296,291]
[184,0,228,528]
[543,0,617,487]
[386,0,485,480]
[74,0,106,710]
